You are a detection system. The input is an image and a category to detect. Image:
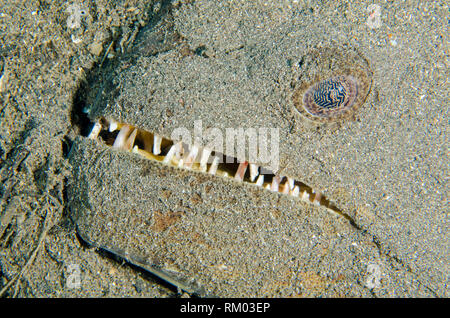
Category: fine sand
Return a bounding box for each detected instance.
[0,0,448,297]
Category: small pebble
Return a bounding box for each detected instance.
[89,42,103,56]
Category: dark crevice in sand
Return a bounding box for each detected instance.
[370,235,439,297]
[74,229,207,297]
[345,217,440,297]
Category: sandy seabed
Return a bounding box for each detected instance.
[0,0,448,297]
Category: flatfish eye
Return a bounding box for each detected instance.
[314,78,349,109]
[292,46,372,123]
[303,75,358,118]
